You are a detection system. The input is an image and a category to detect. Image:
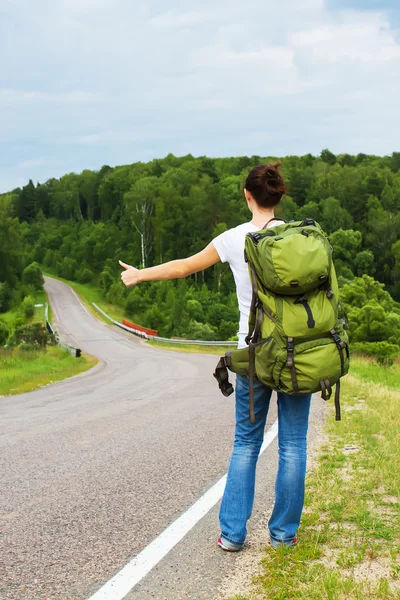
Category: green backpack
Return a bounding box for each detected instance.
[214,218,350,423]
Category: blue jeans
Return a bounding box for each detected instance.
[219,374,311,548]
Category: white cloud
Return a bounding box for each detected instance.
[17,159,48,169]
[149,10,217,29]
[0,0,399,191]
[0,89,99,105]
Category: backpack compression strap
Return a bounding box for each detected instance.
[246,262,263,425]
[334,380,341,421]
[320,378,341,421]
[248,342,256,424]
[213,357,234,397]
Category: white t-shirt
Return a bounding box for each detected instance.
[212,220,284,348]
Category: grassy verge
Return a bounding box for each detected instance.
[145,340,235,355]
[0,346,98,397]
[226,357,400,600]
[348,354,399,390]
[0,288,51,334]
[0,307,20,329]
[33,288,53,324]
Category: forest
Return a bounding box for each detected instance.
[1,150,400,361]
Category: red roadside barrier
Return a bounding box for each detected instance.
[122,319,158,337]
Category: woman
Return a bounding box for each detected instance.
[120,162,311,551]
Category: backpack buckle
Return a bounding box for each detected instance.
[286,338,295,367]
[330,329,344,347]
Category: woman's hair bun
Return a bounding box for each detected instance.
[261,162,282,182]
[244,160,286,208]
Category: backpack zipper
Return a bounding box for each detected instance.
[294,296,315,328]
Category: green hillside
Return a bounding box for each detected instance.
[1,151,399,360]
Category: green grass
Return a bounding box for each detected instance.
[33,289,51,323]
[146,339,235,354]
[0,308,19,328]
[225,362,400,600]
[0,346,98,396]
[350,354,400,390]
[0,280,98,397]
[0,288,52,333]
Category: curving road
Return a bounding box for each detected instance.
[0,277,323,600]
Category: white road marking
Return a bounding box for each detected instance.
[69,287,92,317]
[87,420,279,600]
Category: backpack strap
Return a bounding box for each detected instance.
[245,262,259,344]
[334,380,341,421]
[248,342,256,424]
[213,356,234,397]
[286,337,299,392]
[247,262,260,424]
[320,378,342,421]
[262,217,287,229]
[330,329,346,375]
[320,378,332,400]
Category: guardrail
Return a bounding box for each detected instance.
[92,303,237,347]
[46,319,82,358]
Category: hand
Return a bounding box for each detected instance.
[119,261,142,287]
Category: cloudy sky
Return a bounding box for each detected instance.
[1,0,399,192]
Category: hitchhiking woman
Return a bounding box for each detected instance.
[120,162,311,551]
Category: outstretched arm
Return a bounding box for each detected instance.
[119,243,220,287]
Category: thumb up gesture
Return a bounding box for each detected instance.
[119,261,142,287]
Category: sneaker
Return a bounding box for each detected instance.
[217,536,243,552]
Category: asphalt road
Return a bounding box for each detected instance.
[0,277,324,600]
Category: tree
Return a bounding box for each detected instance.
[330,229,362,262]
[276,195,298,221]
[340,274,395,312]
[320,149,336,165]
[0,321,9,345]
[51,173,83,221]
[348,302,400,345]
[0,215,23,289]
[22,262,44,290]
[380,184,396,211]
[340,275,400,345]
[337,154,355,167]
[13,180,36,222]
[124,178,155,268]
[393,240,400,300]
[320,197,353,233]
[354,250,375,277]
[299,201,321,222]
[0,283,13,313]
[390,152,400,172]
[21,295,35,319]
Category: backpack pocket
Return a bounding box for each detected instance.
[253,335,281,389]
[274,335,349,395]
[280,290,336,338]
[226,346,250,377]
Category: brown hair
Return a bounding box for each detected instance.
[244,161,286,208]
